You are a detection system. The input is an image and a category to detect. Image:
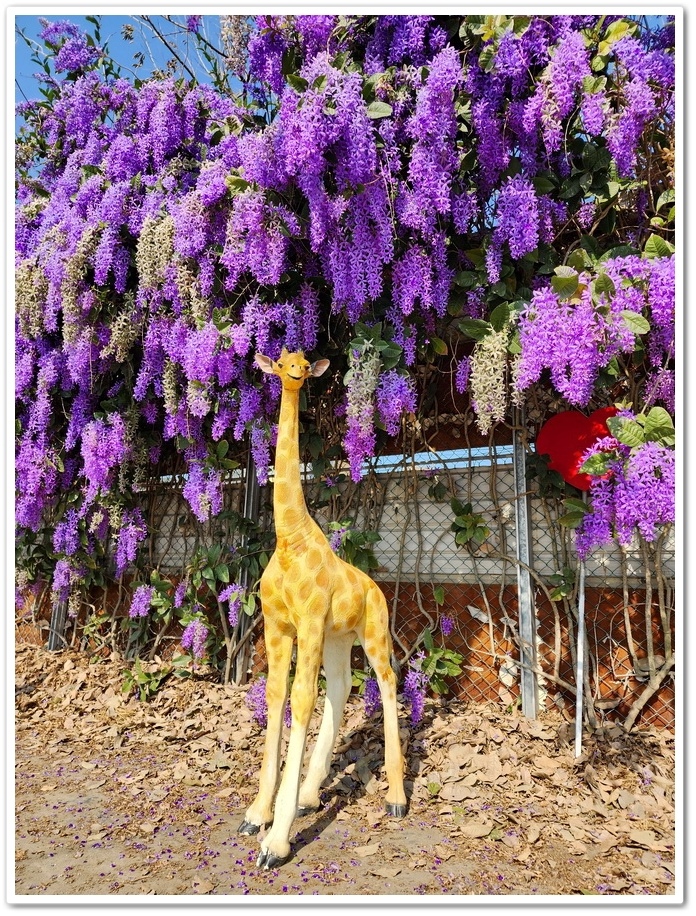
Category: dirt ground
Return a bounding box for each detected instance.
[13,643,677,900]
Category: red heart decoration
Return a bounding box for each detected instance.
[536,407,618,491]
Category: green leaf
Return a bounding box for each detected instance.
[598,244,639,262]
[620,310,650,335]
[593,272,616,298]
[430,336,448,356]
[226,175,251,193]
[507,329,522,355]
[215,564,230,584]
[365,100,393,119]
[490,302,510,332]
[568,248,593,272]
[478,45,496,72]
[458,318,491,341]
[380,343,402,369]
[464,247,486,269]
[656,189,675,212]
[558,511,587,529]
[563,497,590,515]
[434,586,445,606]
[551,266,580,300]
[644,407,675,446]
[579,452,613,476]
[453,270,478,289]
[216,439,229,459]
[532,175,556,194]
[607,416,646,448]
[643,233,675,259]
[286,73,308,92]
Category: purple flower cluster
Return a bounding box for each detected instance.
[182,464,223,523]
[607,36,672,177]
[53,509,80,556]
[80,413,130,498]
[245,676,268,726]
[218,584,245,628]
[440,616,454,637]
[114,509,147,576]
[494,175,539,259]
[329,525,349,554]
[575,434,675,558]
[403,655,430,726]
[376,371,417,436]
[363,677,382,718]
[129,584,154,619]
[515,254,674,409]
[15,14,675,603]
[181,619,209,659]
[51,558,73,602]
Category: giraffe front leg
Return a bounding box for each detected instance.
[256,625,323,869]
[298,632,353,814]
[239,619,293,836]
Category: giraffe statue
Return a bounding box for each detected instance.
[238,348,407,869]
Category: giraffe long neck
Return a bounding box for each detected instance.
[273,386,311,539]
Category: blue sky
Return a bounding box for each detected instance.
[13,13,224,106]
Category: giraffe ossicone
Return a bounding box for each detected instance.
[239,349,407,870]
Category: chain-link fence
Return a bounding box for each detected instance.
[140,442,677,730]
[308,441,676,731]
[19,435,675,732]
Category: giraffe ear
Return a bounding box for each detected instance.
[255,353,275,374]
[310,359,330,377]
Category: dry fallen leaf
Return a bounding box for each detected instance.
[457,820,492,839]
[369,866,401,878]
[433,843,454,860]
[354,842,381,857]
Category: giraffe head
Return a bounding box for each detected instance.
[255,348,330,392]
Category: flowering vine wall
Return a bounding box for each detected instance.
[15,15,675,663]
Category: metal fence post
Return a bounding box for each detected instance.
[513,416,539,718]
[232,449,262,684]
[47,598,68,651]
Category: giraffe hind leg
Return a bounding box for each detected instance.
[360,586,408,817]
[297,632,353,814]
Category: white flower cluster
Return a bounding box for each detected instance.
[62,225,100,342]
[345,343,381,431]
[220,15,253,75]
[16,259,48,337]
[469,327,511,435]
[136,214,175,290]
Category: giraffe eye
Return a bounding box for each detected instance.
[277,362,284,369]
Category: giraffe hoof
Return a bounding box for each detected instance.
[256,849,290,870]
[237,820,262,835]
[385,802,408,818]
[297,805,320,818]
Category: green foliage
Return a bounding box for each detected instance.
[606,406,675,450]
[329,519,381,573]
[351,666,372,692]
[450,498,490,549]
[526,452,571,499]
[558,497,591,529]
[426,475,449,501]
[345,322,403,375]
[548,566,576,601]
[413,628,464,695]
[122,658,173,701]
